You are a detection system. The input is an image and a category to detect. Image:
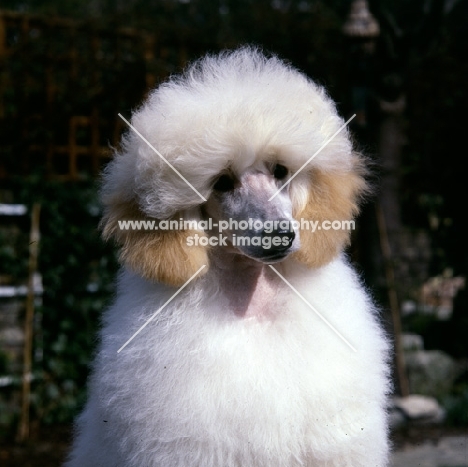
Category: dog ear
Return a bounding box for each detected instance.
[100,199,209,287]
[293,154,368,268]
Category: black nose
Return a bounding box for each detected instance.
[261,219,295,252]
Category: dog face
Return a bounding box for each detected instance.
[203,161,299,263]
[100,48,368,286]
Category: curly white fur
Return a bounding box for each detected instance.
[65,47,391,467]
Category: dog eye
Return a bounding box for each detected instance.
[273,164,288,180]
[213,174,235,192]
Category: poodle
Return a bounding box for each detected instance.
[66,47,390,467]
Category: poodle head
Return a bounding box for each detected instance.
[101,47,368,287]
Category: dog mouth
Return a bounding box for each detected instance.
[253,251,292,263]
[221,222,298,263]
[235,234,298,264]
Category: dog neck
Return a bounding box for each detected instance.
[209,249,283,319]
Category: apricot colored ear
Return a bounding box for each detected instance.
[293,155,368,268]
[100,200,209,287]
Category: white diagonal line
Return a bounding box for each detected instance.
[117,265,206,353]
[118,113,207,202]
[268,265,357,352]
[269,114,356,201]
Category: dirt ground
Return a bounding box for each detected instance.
[0,424,467,466]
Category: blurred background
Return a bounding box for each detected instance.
[0,1,466,466]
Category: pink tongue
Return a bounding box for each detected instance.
[226,270,280,318]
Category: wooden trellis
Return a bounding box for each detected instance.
[0,10,188,181]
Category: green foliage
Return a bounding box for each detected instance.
[7,174,118,424]
[443,382,468,427]
[0,350,8,374]
[0,224,29,282]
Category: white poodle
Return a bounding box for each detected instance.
[66,47,390,466]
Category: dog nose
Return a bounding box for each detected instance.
[262,219,295,251]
